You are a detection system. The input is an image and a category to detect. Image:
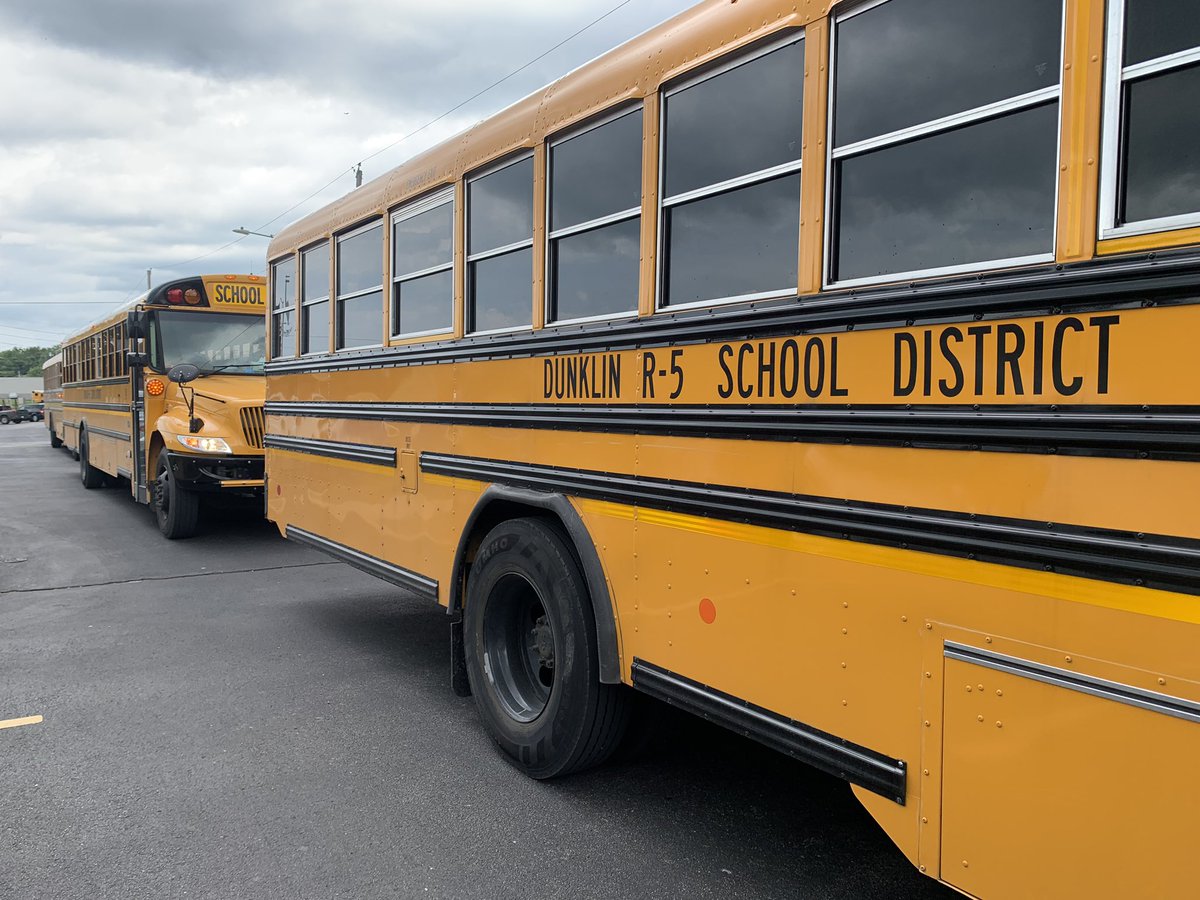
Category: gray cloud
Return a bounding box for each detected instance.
[0,0,695,344]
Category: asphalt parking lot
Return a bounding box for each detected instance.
[1,421,953,900]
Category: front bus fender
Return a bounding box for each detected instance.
[450,484,622,685]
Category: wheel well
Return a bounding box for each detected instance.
[148,432,165,468]
[451,487,623,684]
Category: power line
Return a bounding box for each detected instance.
[256,0,637,232]
[0,322,68,338]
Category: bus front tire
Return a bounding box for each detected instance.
[464,517,630,779]
[79,432,105,489]
[154,448,200,539]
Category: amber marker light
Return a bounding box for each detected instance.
[183,288,201,305]
[146,378,166,396]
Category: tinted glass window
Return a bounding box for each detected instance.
[664,39,804,197]
[303,301,329,354]
[159,311,266,374]
[337,291,381,349]
[551,218,640,321]
[834,104,1057,281]
[835,0,1061,146]
[272,309,295,357]
[394,202,453,276]
[1124,0,1200,65]
[471,248,532,331]
[1122,63,1200,222]
[337,224,383,296]
[395,270,453,335]
[551,110,642,230]
[469,158,534,252]
[302,245,329,302]
[272,257,296,310]
[664,173,800,306]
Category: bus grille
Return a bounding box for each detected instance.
[240,406,265,449]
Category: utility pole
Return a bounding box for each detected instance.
[146,269,151,290]
[355,163,363,188]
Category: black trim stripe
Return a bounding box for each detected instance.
[419,452,1200,596]
[945,642,1200,724]
[85,425,131,442]
[265,434,396,467]
[63,377,127,389]
[64,401,131,412]
[266,251,1200,375]
[631,659,907,804]
[285,525,438,601]
[266,401,1200,461]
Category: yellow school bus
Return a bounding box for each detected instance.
[62,274,267,538]
[263,1,1200,895]
[42,353,64,447]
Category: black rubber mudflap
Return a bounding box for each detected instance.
[450,616,471,697]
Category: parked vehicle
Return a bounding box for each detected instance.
[0,405,43,424]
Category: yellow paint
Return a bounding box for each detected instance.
[261,1,1200,896]
[1098,225,1200,256]
[0,715,43,730]
[576,498,1200,626]
[1055,0,1105,262]
[797,17,829,293]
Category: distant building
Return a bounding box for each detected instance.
[0,377,42,406]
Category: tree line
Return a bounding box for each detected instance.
[0,346,58,377]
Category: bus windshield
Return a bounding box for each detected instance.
[153,310,266,375]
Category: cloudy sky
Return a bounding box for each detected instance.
[0,0,696,350]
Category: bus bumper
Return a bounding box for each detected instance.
[163,451,264,493]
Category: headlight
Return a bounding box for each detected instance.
[176,435,232,454]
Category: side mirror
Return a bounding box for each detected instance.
[126,351,150,368]
[126,310,148,341]
[167,363,200,384]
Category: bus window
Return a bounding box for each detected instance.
[548,107,642,323]
[467,155,533,333]
[335,220,384,350]
[660,35,803,308]
[271,255,297,358]
[829,0,1062,285]
[391,189,454,338]
[1101,0,1200,237]
[301,242,331,354]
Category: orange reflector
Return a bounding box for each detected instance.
[183,288,200,305]
[146,378,165,396]
[699,597,717,624]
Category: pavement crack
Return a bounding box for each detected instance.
[0,560,342,596]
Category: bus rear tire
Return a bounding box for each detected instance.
[50,429,63,449]
[154,448,200,539]
[79,431,105,489]
[464,517,630,779]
